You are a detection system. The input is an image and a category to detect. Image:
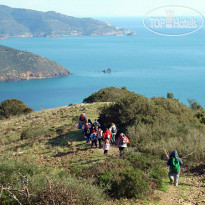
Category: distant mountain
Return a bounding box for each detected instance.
[0,45,70,82]
[0,5,136,39]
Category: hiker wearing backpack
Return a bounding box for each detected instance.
[103,128,112,142]
[93,119,101,128]
[91,125,97,132]
[117,133,129,156]
[167,150,183,186]
[84,125,91,143]
[96,128,103,149]
[90,130,97,148]
[109,123,117,144]
[78,113,87,133]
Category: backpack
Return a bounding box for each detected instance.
[170,157,180,173]
[104,132,111,140]
[77,123,82,129]
[90,133,96,140]
[80,114,85,121]
[119,136,128,145]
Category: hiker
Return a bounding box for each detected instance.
[109,123,117,144]
[90,130,97,148]
[95,125,99,132]
[84,126,91,143]
[117,133,129,156]
[93,119,101,128]
[96,128,103,149]
[91,125,97,132]
[78,113,87,132]
[103,128,112,142]
[88,119,93,128]
[103,139,110,155]
[167,150,183,186]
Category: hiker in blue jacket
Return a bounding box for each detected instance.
[167,150,183,186]
[90,130,97,148]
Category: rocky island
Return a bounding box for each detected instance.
[0,45,70,82]
[0,5,136,39]
[103,68,112,73]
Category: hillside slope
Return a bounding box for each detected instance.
[0,45,70,82]
[0,5,135,39]
[0,102,204,204]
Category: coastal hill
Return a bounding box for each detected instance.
[0,5,135,39]
[0,45,70,82]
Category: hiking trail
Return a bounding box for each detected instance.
[155,172,205,205]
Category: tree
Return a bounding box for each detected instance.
[167,92,174,99]
[121,86,127,91]
[187,98,203,111]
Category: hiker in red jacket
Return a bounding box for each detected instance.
[117,133,129,156]
[78,113,87,133]
[103,128,111,141]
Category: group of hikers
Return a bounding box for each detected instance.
[78,113,129,155]
[78,113,183,186]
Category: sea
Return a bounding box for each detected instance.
[0,17,205,111]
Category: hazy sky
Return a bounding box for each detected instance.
[0,0,205,17]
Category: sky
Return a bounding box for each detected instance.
[0,0,205,17]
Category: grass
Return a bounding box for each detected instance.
[0,103,104,166]
[0,103,109,204]
[160,178,170,192]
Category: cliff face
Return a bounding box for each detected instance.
[0,5,136,38]
[0,45,70,82]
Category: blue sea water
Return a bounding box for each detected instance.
[0,17,205,111]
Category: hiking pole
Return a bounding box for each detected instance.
[162,147,170,159]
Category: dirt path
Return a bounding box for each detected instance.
[156,173,205,205]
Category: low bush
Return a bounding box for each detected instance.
[0,157,105,205]
[20,127,49,140]
[97,168,148,199]
[79,151,166,200]
[32,177,105,205]
[0,99,33,119]
[83,87,137,103]
[167,92,174,99]
[56,124,70,136]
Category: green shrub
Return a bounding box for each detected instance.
[83,87,137,103]
[95,88,204,162]
[150,167,167,188]
[97,168,148,199]
[0,99,33,118]
[0,158,41,186]
[188,98,203,111]
[32,177,105,205]
[0,157,105,205]
[20,127,49,140]
[121,86,127,90]
[167,92,174,99]
[124,151,166,188]
[56,124,69,135]
[80,151,166,200]
[98,95,153,132]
